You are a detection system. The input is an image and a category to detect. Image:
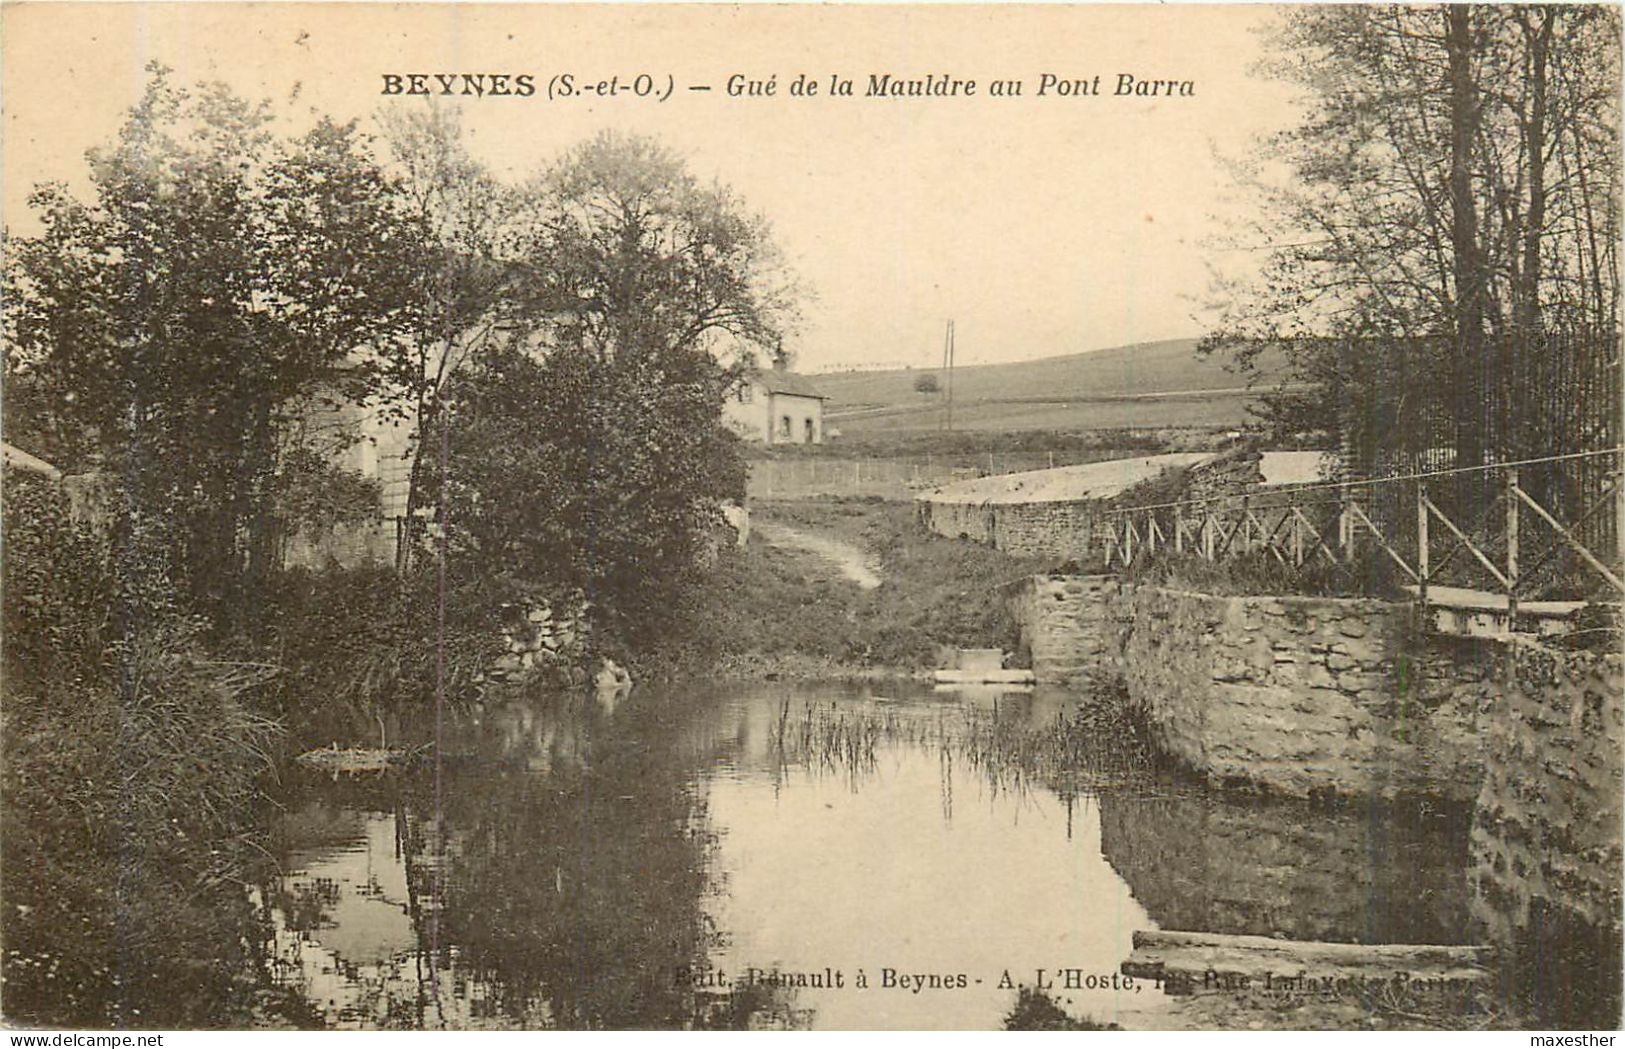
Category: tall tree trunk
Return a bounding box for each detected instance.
[1516,11,1553,467]
[240,393,277,637]
[1446,6,1488,487]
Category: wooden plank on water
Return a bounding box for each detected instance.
[932,668,1036,684]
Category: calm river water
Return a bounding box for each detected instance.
[261,681,1475,1030]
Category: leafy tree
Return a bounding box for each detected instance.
[513,131,796,365]
[3,66,431,627]
[424,133,792,647]
[430,339,748,649]
[374,105,516,569]
[913,372,941,395]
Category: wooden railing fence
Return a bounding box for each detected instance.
[1098,448,1624,624]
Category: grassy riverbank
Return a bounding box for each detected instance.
[633,498,1056,681]
[1,477,285,1027]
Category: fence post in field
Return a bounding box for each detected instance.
[1416,481,1429,623]
[1174,502,1184,554]
[1505,466,1520,632]
[1203,502,1215,560]
[1240,495,1251,554]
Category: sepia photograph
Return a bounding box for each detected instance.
[1,1,1621,1033]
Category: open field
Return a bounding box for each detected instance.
[816,338,1233,403]
[830,390,1266,434]
[813,338,1289,436]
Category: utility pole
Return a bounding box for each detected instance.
[941,318,956,432]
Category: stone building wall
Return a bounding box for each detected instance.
[1182,447,1264,505]
[922,448,1324,565]
[283,520,397,570]
[1178,446,1330,530]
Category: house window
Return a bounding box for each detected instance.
[779,415,792,440]
[804,418,815,443]
[738,384,753,403]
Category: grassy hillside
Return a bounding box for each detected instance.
[633,499,1056,680]
[812,338,1288,435]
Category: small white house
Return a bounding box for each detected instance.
[722,366,829,445]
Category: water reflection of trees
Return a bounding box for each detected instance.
[270,687,805,1029]
[267,682,1483,1029]
[414,692,715,1027]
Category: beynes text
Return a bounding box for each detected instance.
[381,73,536,96]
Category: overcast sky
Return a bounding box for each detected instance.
[2,3,1301,373]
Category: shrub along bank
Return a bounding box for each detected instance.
[1,474,281,1027]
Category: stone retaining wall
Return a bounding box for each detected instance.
[1117,585,1493,801]
[1004,574,1118,686]
[920,498,1095,559]
[1470,638,1624,946]
[1010,572,1623,969]
[1011,578,1619,806]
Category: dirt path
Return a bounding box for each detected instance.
[754,521,882,589]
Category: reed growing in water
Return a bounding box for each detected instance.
[768,675,1156,795]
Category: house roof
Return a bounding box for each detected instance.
[753,369,829,400]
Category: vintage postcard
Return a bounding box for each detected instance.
[1,1,1620,1034]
